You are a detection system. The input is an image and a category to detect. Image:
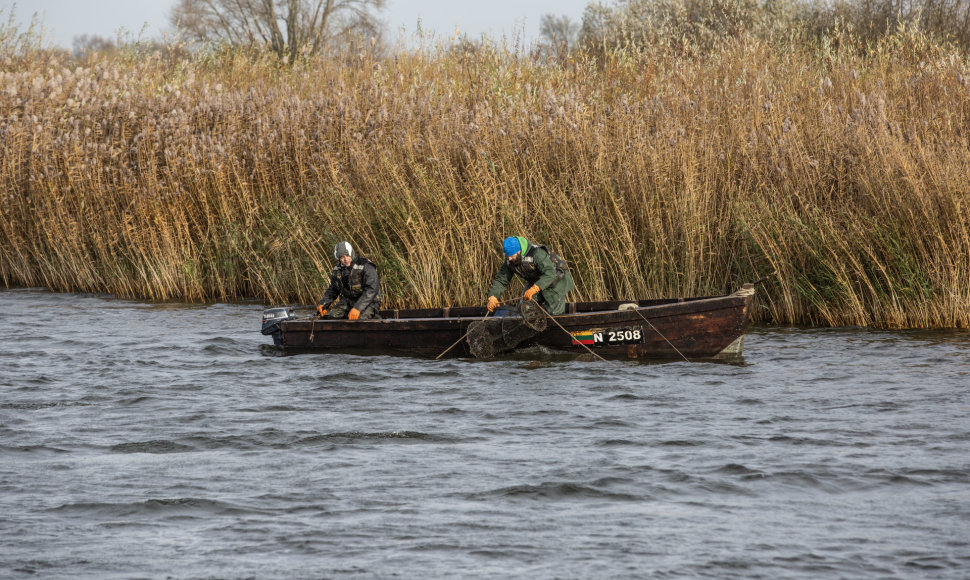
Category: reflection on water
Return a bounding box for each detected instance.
[1,289,969,579]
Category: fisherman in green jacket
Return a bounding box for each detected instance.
[486,236,575,316]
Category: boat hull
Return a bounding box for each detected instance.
[270,285,755,360]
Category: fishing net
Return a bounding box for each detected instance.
[466,300,549,358]
[466,321,496,358]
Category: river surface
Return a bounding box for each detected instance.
[1,289,968,579]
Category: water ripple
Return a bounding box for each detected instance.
[1,291,968,579]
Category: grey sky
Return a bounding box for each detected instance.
[1,0,592,49]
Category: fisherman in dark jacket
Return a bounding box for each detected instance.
[317,241,382,321]
[486,236,575,316]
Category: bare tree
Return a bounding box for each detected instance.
[539,14,580,53]
[170,0,386,57]
[72,34,118,59]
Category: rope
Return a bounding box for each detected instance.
[631,308,689,362]
[533,302,617,366]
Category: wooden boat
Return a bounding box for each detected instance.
[261,284,757,360]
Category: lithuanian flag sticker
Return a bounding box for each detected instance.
[570,329,603,346]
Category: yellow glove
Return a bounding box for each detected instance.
[524,284,541,300]
[486,296,500,312]
[317,305,328,318]
[348,308,361,321]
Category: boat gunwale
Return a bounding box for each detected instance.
[280,290,750,329]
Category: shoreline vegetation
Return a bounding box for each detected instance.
[1,13,969,328]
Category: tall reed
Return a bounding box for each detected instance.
[1,26,968,327]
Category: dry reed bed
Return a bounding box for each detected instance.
[1,30,969,327]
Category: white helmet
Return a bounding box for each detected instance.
[333,241,355,260]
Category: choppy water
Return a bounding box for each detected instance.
[1,289,969,579]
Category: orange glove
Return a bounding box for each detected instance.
[524,284,541,300]
[486,296,500,312]
[317,305,328,318]
[348,308,361,321]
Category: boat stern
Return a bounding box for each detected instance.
[261,307,294,346]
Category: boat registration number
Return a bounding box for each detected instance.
[571,326,644,346]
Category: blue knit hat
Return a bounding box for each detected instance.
[502,236,521,257]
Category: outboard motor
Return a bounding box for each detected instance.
[261,307,292,346]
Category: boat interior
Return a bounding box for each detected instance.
[376,296,714,320]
